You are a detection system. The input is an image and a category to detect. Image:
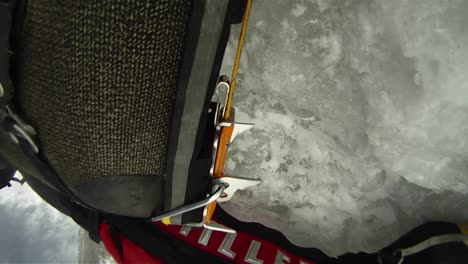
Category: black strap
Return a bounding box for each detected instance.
[180,0,245,224]
[376,222,468,264]
[109,225,124,261]
[87,210,101,243]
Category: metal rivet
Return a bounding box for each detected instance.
[0,82,4,97]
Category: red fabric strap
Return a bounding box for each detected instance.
[100,220,317,264]
[100,223,163,264]
[156,221,316,264]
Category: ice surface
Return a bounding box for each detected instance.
[220,0,468,256]
[0,173,78,262]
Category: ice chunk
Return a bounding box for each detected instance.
[221,0,468,256]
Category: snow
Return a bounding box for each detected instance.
[0,173,79,262]
[220,0,468,256]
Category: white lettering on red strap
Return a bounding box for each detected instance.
[198,228,213,246]
[275,250,291,264]
[218,233,237,258]
[179,225,191,236]
[245,240,263,264]
[171,224,311,264]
